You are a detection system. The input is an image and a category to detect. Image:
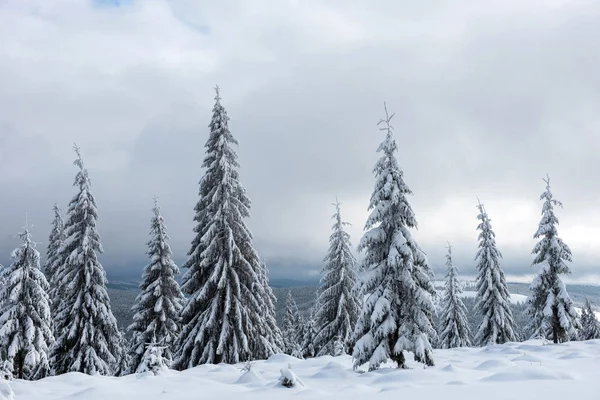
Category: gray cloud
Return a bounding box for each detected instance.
[1,0,599,284]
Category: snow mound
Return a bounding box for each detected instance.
[0,382,13,400]
[512,354,542,363]
[277,366,304,388]
[482,366,574,382]
[310,363,351,380]
[441,363,459,372]
[236,369,265,385]
[558,351,591,360]
[7,340,600,400]
[516,343,550,352]
[265,354,300,364]
[474,359,516,370]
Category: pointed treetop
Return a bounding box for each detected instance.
[541,174,562,208]
[73,143,84,169]
[333,195,341,209]
[214,85,221,102]
[377,102,396,134]
[152,195,160,214]
[331,197,351,227]
[543,173,550,188]
[374,102,399,165]
[445,241,454,267]
[19,213,36,246]
[332,196,341,221]
[476,198,486,214]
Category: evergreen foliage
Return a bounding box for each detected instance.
[282,291,301,356]
[438,243,472,349]
[44,203,66,315]
[128,198,184,373]
[525,176,580,343]
[174,87,276,368]
[300,307,317,358]
[579,298,600,340]
[136,335,168,375]
[353,104,437,371]
[0,226,53,380]
[50,145,122,375]
[314,200,359,356]
[252,260,284,359]
[114,333,131,376]
[473,199,518,345]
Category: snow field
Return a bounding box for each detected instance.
[9,339,600,400]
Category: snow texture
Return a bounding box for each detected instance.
[0,227,54,380]
[128,197,184,373]
[314,200,360,356]
[0,380,13,400]
[438,244,472,349]
[50,145,122,375]
[353,104,437,371]
[7,339,600,400]
[174,87,279,368]
[525,176,580,343]
[473,199,518,345]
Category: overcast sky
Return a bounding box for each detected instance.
[1,0,599,285]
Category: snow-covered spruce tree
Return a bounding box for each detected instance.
[525,176,579,343]
[300,307,317,358]
[314,200,360,356]
[136,335,169,375]
[252,259,284,357]
[128,197,184,373]
[352,104,437,371]
[51,145,122,375]
[44,203,66,315]
[174,87,276,368]
[579,298,600,340]
[0,226,54,380]
[282,291,301,356]
[114,333,131,376]
[473,199,518,346]
[438,243,471,349]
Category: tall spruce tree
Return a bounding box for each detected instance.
[128,197,184,373]
[44,203,66,314]
[438,243,471,349]
[51,145,122,375]
[0,225,54,380]
[579,298,600,341]
[174,87,275,368]
[353,104,437,371]
[314,200,359,356]
[525,176,579,343]
[282,291,301,356]
[474,199,518,345]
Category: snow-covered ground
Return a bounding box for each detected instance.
[9,339,600,400]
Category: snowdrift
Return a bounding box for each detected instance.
[8,339,600,400]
